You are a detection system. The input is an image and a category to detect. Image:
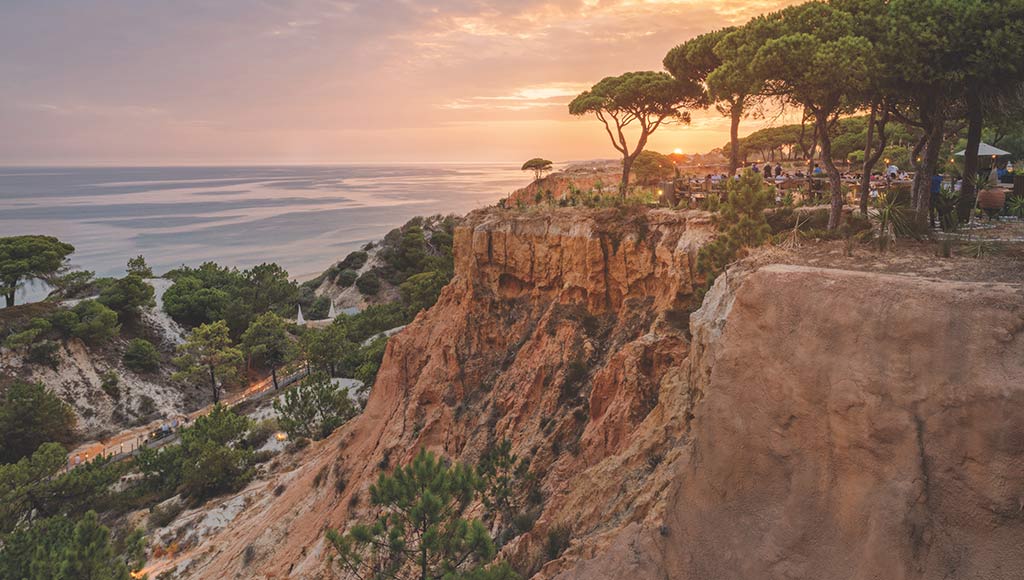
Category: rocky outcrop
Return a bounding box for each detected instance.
[507,166,621,206]
[553,264,1024,580]
[164,206,713,578]
[164,207,1024,580]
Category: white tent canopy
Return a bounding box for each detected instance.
[955,142,1012,157]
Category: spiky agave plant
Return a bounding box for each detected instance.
[1007,195,1024,219]
[869,191,911,252]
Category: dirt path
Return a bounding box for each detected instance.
[65,368,307,469]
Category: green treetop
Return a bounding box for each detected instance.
[748,1,874,229]
[56,511,132,580]
[273,372,356,440]
[0,380,77,464]
[327,448,503,580]
[665,26,767,176]
[520,158,553,182]
[173,320,244,403]
[241,311,296,389]
[301,321,357,377]
[125,255,154,278]
[98,275,155,322]
[0,236,75,307]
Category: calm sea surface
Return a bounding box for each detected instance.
[0,164,529,304]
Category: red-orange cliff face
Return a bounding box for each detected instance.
[165,207,1024,580]
[165,206,712,578]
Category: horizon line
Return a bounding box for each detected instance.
[0,160,601,169]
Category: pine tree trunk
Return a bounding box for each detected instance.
[913,121,945,229]
[807,122,819,195]
[860,105,889,215]
[817,114,844,230]
[209,364,219,403]
[272,366,279,390]
[958,89,984,223]
[620,155,635,199]
[729,105,742,176]
[859,106,877,215]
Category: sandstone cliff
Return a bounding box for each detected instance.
[554,263,1024,580]
[161,207,1024,580]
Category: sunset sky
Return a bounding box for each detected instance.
[0,0,799,165]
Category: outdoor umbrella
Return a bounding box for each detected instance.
[955,142,1012,157]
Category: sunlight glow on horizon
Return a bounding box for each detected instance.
[0,0,802,165]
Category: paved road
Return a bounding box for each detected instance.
[64,367,309,470]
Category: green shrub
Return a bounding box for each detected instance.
[546,525,572,561]
[242,418,279,449]
[124,338,160,373]
[289,436,311,452]
[148,500,185,529]
[400,270,449,314]
[337,251,369,271]
[337,269,359,288]
[99,371,120,399]
[70,300,121,345]
[47,309,79,336]
[308,295,330,319]
[0,381,77,463]
[313,465,329,488]
[274,373,356,440]
[26,339,60,367]
[695,171,773,296]
[98,274,155,320]
[355,271,381,295]
[3,327,43,351]
[137,395,157,417]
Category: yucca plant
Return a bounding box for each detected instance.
[870,191,911,252]
[777,214,808,250]
[935,187,961,232]
[962,239,1001,259]
[1008,195,1024,219]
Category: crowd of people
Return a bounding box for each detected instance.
[676,159,980,210]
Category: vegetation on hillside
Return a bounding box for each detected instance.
[164,262,298,336]
[0,380,77,464]
[297,215,459,391]
[695,171,773,295]
[273,372,356,440]
[0,236,75,308]
[135,404,258,500]
[327,449,525,580]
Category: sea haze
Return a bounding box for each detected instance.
[0,164,529,301]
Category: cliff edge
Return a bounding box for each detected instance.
[159,207,1024,580]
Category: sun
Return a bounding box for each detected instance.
[673,148,683,155]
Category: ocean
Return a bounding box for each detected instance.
[0,164,530,305]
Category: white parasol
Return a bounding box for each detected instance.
[955,142,1012,157]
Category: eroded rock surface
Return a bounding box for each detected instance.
[556,264,1024,580]
[164,207,1024,580]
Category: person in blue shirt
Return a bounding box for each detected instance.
[812,164,823,176]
